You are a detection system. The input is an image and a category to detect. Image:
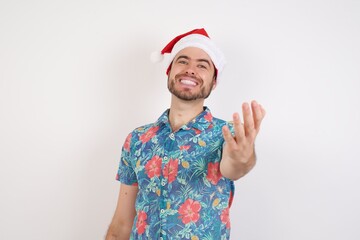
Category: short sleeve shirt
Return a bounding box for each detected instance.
[116,107,235,240]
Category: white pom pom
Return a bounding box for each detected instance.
[150,51,164,63]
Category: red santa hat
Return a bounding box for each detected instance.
[151,28,226,79]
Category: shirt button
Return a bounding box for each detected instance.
[160,209,165,214]
[169,133,175,140]
[164,156,168,160]
[161,181,166,186]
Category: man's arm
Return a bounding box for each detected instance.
[220,100,266,180]
[105,183,138,240]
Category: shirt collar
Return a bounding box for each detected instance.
[156,107,213,132]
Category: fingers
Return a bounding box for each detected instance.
[225,101,265,144]
[232,112,245,142]
[251,100,265,132]
[243,102,256,138]
[222,125,237,148]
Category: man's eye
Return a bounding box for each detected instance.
[198,64,207,69]
[178,60,187,64]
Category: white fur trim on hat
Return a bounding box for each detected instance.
[169,34,226,75]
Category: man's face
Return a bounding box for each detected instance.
[167,47,217,101]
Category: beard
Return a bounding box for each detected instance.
[167,74,215,101]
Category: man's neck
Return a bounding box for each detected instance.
[168,96,205,132]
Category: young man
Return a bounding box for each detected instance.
[106,28,266,240]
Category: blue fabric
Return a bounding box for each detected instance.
[117,107,234,240]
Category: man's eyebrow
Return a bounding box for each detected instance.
[175,55,211,66]
[197,58,211,66]
[175,55,190,61]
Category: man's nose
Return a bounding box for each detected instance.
[185,64,196,75]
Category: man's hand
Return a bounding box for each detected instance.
[220,100,266,180]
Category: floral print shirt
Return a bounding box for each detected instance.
[116,107,235,240]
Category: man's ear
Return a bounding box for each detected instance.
[212,78,217,90]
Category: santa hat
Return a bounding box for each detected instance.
[151,28,226,79]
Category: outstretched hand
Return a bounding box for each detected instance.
[220,100,266,180]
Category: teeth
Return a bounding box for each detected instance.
[181,79,197,86]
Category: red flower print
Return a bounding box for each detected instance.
[136,211,148,234]
[194,129,201,135]
[178,199,202,224]
[139,126,159,143]
[123,133,132,151]
[162,159,178,183]
[179,145,191,151]
[204,112,213,122]
[206,162,222,185]
[220,208,230,229]
[145,155,162,179]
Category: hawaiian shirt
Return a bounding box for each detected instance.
[116,107,235,240]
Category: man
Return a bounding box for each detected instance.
[106,28,265,240]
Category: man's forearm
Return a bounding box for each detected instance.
[220,150,257,181]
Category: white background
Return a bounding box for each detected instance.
[1,0,360,239]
